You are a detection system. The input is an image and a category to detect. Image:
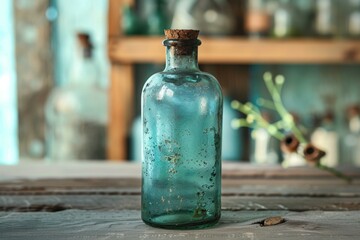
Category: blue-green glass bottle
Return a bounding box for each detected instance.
[141,29,223,229]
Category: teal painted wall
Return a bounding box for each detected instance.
[250,64,360,132]
[54,0,109,87]
[0,0,19,165]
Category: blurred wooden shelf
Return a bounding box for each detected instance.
[107,36,360,160]
[107,0,360,161]
[109,37,360,64]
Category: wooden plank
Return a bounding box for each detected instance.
[109,37,360,64]
[109,36,164,63]
[1,163,360,238]
[1,210,360,239]
[0,173,358,214]
[222,196,360,211]
[108,0,121,37]
[1,183,359,199]
[1,195,360,212]
[0,162,140,180]
[1,177,360,195]
[1,175,359,203]
[108,0,136,160]
[1,180,359,202]
[222,163,360,179]
[1,163,359,180]
[108,0,134,37]
[0,195,140,211]
[107,64,134,160]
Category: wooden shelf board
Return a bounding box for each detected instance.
[109,37,360,64]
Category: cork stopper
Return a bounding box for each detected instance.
[164,29,199,40]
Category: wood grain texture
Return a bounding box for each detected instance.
[108,64,134,160]
[1,162,359,180]
[0,164,359,212]
[1,210,360,240]
[109,37,360,64]
[1,195,360,212]
[1,177,360,196]
[1,164,360,239]
[108,0,122,37]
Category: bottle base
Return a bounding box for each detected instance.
[142,211,220,229]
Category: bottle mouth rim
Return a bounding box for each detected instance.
[163,39,202,47]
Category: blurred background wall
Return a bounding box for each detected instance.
[0,0,109,163]
[0,0,360,165]
[13,0,53,160]
[54,0,108,87]
[0,0,18,165]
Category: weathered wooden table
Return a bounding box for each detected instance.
[1,162,360,239]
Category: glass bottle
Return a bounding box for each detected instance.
[314,0,337,37]
[245,0,270,38]
[271,0,297,38]
[347,0,360,38]
[130,115,142,162]
[146,0,170,35]
[251,113,279,165]
[341,105,360,166]
[141,29,223,229]
[171,0,236,36]
[311,111,339,167]
[296,0,316,37]
[122,4,143,35]
[45,33,107,161]
[222,95,243,161]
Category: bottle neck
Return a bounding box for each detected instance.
[163,39,201,72]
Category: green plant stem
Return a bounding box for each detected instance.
[257,98,276,111]
[232,119,252,128]
[232,101,285,141]
[316,163,352,183]
[232,73,351,184]
[275,77,284,93]
[263,74,307,144]
[273,120,286,130]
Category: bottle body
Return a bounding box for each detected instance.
[271,0,297,38]
[311,114,339,167]
[171,0,235,36]
[347,0,360,38]
[245,0,270,38]
[315,0,337,37]
[46,85,107,160]
[342,130,360,166]
[141,38,223,228]
[341,106,360,166]
[222,96,243,161]
[251,128,279,165]
[45,33,107,161]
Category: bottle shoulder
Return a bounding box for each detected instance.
[143,70,222,92]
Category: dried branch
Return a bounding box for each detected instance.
[231,72,352,183]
